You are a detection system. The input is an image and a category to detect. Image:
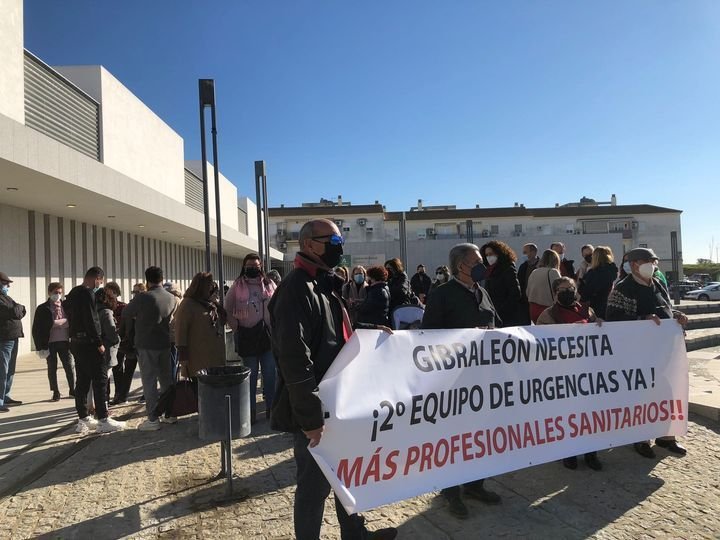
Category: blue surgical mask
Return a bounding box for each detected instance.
[470,263,487,283]
[0,285,8,295]
[623,261,631,274]
[353,274,365,285]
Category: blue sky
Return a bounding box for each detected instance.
[24,1,720,262]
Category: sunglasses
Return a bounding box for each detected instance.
[311,234,344,246]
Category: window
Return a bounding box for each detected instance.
[490,225,499,235]
[514,224,522,233]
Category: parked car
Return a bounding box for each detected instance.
[672,280,702,297]
[684,283,720,301]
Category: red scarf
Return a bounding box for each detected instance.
[552,302,591,324]
[294,253,354,342]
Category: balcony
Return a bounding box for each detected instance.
[23,50,101,160]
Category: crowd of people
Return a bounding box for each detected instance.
[0,220,689,540]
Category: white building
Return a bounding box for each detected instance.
[0,0,279,354]
[269,196,683,277]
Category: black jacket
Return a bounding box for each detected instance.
[517,258,539,302]
[560,259,576,278]
[422,279,499,330]
[482,264,521,327]
[0,293,25,340]
[356,282,390,327]
[387,271,414,312]
[410,272,432,297]
[64,285,102,346]
[579,262,618,318]
[606,275,676,321]
[32,300,59,350]
[269,262,347,433]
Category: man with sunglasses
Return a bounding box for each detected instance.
[269,219,397,540]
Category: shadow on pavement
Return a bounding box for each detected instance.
[396,445,668,539]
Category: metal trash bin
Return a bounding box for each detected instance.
[197,365,251,441]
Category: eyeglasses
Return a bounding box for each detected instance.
[311,234,344,246]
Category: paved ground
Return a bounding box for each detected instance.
[1,355,720,539]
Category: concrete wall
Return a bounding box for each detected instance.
[0,202,245,356]
[185,161,238,229]
[56,66,186,205]
[0,0,24,124]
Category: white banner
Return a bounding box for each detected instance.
[309,320,688,514]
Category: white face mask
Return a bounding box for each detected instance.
[50,293,61,302]
[622,261,632,274]
[486,255,498,266]
[638,262,655,280]
[436,274,444,281]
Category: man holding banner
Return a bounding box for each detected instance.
[606,247,688,458]
[269,219,397,540]
[421,243,502,519]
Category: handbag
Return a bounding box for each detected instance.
[235,320,271,357]
[154,372,198,418]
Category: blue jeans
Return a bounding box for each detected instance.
[243,349,276,416]
[0,339,19,406]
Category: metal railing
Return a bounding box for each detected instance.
[185,168,204,212]
[23,50,101,160]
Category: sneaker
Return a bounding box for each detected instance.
[96,417,126,433]
[75,416,97,434]
[0,406,10,413]
[138,419,161,431]
[562,456,578,470]
[52,391,61,402]
[4,397,22,405]
[160,416,178,424]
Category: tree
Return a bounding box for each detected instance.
[697,258,713,265]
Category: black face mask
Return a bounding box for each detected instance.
[245,267,261,278]
[320,242,343,268]
[584,255,592,264]
[470,262,487,283]
[557,289,576,307]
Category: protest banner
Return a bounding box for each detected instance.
[309,320,688,514]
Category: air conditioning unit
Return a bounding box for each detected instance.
[334,219,343,227]
[357,218,367,226]
[426,228,436,235]
[279,242,288,251]
[481,230,490,237]
[343,226,351,232]
[366,227,374,233]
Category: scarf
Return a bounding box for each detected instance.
[232,275,276,304]
[294,252,353,341]
[551,302,591,324]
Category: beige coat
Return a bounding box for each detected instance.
[174,298,226,376]
[527,267,562,308]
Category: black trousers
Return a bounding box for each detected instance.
[71,342,108,420]
[293,431,367,540]
[110,351,138,401]
[47,341,75,394]
[441,478,485,499]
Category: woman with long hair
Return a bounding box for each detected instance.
[480,241,522,327]
[224,254,277,423]
[175,272,226,380]
[526,249,562,323]
[384,258,414,312]
[579,246,618,318]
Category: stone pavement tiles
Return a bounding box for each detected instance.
[0,413,719,540]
